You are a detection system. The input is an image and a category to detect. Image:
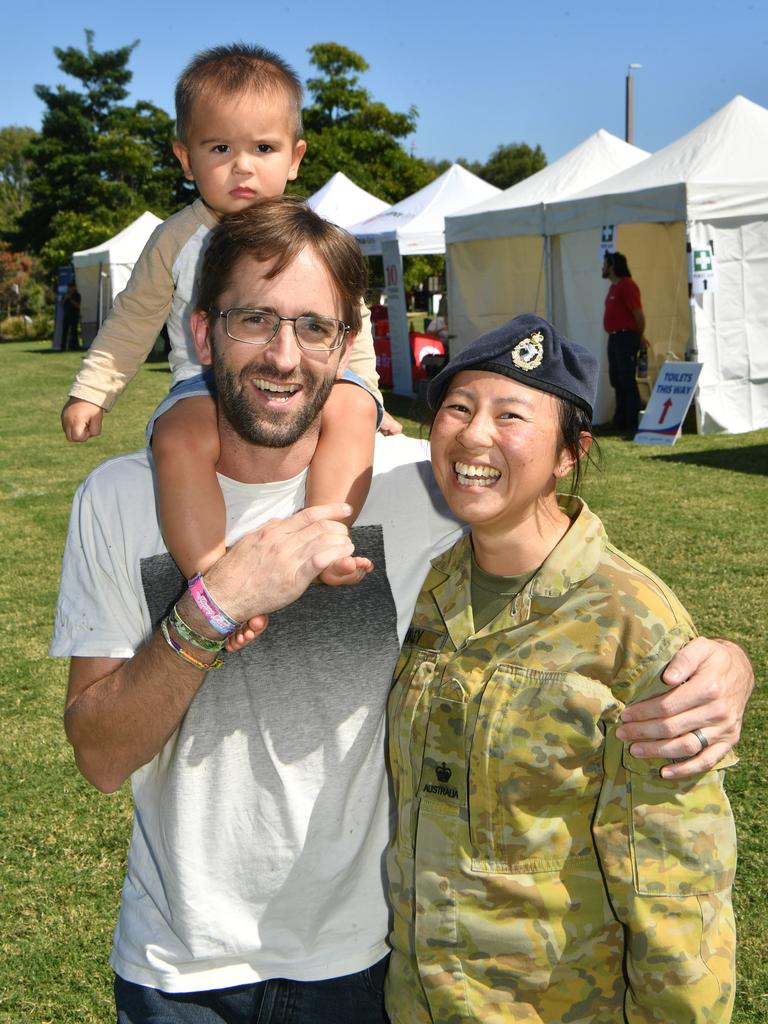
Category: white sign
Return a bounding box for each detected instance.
[634,361,703,445]
[688,244,717,294]
[599,225,616,261]
[380,238,414,396]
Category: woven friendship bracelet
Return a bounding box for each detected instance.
[160,617,223,670]
[187,573,240,636]
[169,603,227,652]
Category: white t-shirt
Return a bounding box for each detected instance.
[51,435,461,993]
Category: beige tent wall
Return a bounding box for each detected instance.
[692,217,768,433]
[446,235,547,355]
[617,221,690,365]
[551,221,688,425]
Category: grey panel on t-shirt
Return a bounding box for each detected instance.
[138,523,401,762]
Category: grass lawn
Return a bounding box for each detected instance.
[1,338,766,1022]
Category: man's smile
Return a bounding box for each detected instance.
[251,377,301,402]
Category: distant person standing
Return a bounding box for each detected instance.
[60,282,81,351]
[602,251,648,432]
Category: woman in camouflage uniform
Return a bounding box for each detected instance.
[385,314,736,1024]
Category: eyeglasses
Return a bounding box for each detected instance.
[215,308,350,352]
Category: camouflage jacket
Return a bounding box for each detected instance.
[385,498,736,1024]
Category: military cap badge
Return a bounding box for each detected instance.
[511,331,544,371]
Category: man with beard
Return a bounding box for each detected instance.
[51,197,753,1024]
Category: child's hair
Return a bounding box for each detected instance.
[197,195,368,333]
[175,43,304,143]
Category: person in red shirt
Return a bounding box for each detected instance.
[602,251,649,432]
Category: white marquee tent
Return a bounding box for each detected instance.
[444,131,650,423]
[72,211,162,346]
[306,172,388,228]
[348,164,499,395]
[350,163,500,255]
[543,95,768,433]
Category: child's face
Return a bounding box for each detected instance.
[173,89,306,216]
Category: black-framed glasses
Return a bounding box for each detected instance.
[215,308,349,352]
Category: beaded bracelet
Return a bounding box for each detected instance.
[160,617,223,670]
[169,603,227,652]
[187,573,241,636]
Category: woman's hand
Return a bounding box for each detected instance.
[615,637,754,778]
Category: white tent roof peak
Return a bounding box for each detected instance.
[453,131,650,219]
[305,171,389,227]
[444,132,649,243]
[72,211,163,266]
[350,163,500,255]
[568,95,768,202]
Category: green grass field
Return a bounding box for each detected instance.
[1,338,766,1022]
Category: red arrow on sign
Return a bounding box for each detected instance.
[659,398,673,424]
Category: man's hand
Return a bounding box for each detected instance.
[62,397,104,441]
[616,637,754,778]
[204,503,357,624]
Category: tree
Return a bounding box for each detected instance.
[462,142,547,190]
[0,126,37,238]
[17,31,186,271]
[295,43,437,203]
[0,250,32,316]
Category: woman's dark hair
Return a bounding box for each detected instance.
[556,398,600,494]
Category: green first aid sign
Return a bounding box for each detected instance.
[688,245,716,294]
[693,250,713,272]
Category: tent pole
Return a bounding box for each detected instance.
[685,224,703,432]
[544,235,554,322]
[97,261,104,329]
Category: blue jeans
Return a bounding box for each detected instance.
[114,956,390,1023]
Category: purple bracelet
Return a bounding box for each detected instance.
[187,574,240,636]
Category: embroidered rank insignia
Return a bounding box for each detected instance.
[511,331,544,371]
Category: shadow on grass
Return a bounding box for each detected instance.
[383,390,431,428]
[650,445,768,476]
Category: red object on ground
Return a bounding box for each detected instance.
[411,332,445,382]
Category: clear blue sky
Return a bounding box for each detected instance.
[4,0,767,165]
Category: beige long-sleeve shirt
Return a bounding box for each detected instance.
[69,199,381,411]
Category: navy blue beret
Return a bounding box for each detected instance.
[427,313,598,418]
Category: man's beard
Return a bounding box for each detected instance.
[212,348,337,448]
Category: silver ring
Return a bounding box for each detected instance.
[693,728,709,752]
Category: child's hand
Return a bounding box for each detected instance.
[62,398,104,442]
[224,614,269,653]
[318,555,373,587]
[379,410,403,436]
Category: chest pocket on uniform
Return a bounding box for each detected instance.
[623,745,737,896]
[416,677,469,811]
[468,663,618,874]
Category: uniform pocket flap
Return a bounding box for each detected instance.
[622,744,739,776]
[623,745,737,896]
